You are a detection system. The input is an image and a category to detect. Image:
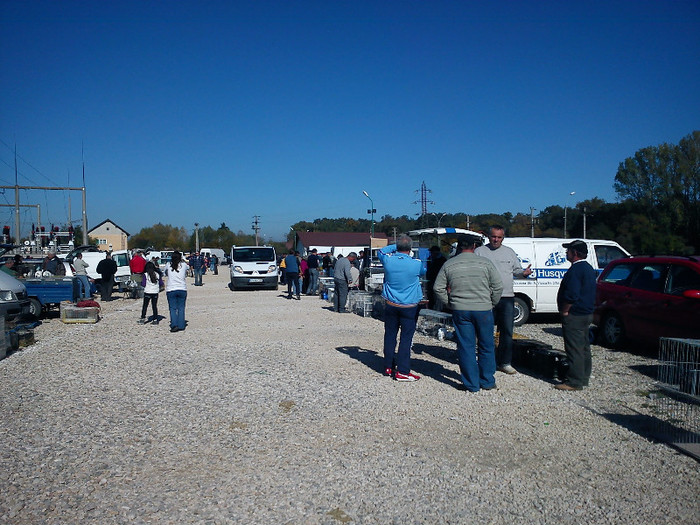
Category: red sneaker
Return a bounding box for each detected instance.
[394,371,421,382]
[384,367,394,377]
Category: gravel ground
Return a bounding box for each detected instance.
[1,270,698,524]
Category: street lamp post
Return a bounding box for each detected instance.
[430,212,447,228]
[563,191,575,239]
[194,222,200,252]
[362,190,375,268]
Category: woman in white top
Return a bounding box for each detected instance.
[164,251,189,332]
[139,261,162,324]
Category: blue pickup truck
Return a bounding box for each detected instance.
[22,276,80,318]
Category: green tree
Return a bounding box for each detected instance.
[614,130,700,252]
[130,223,189,250]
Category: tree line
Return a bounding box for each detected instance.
[127,131,699,256]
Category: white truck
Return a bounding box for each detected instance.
[491,237,629,325]
[406,229,629,325]
[66,246,132,290]
[201,248,226,265]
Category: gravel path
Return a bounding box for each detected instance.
[1,270,698,524]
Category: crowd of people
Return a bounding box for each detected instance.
[375,227,596,393]
[5,232,596,391]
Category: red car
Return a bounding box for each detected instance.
[594,256,700,347]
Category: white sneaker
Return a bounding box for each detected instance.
[498,365,517,375]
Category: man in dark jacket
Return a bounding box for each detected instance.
[556,240,597,391]
[42,252,66,276]
[96,253,118,301]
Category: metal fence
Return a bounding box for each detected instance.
[654,338,700,459]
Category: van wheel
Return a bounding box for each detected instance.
[29,298,42,319]
[513,297,529,326]
[601,313,625,348]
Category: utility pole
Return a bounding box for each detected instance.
[252,215,261,246]
[530,207,537,237]
[583,207,587,239]
[412,181,434,228]
[194,223,200,252]
[466,215,470,230]
[2,184,88,245]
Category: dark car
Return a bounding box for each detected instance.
[594,256,700,348]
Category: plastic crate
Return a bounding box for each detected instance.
[60,301,100,324]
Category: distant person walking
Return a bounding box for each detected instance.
[139,261,163,325]
[555,240,597,391]
[434,234,503,392]
[96,253,118,302]
[165,251,189,332]
[378,235,426,381]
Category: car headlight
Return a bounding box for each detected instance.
[0,290,18,302]
[233,266,244,274]
[268,265,276,273]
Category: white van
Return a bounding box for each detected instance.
[67,248,132,289]
[406,229,629,325]
[504,238,630,324]
[229,246,278,290]
[201,248,226,265]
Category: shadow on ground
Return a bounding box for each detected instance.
[336,344,464,390]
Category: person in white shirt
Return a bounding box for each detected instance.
[164,251,189,332]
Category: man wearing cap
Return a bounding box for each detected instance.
[475,225,533,375]
[333,252,356,312]
[434,234,503,392]
[556,240,597,391]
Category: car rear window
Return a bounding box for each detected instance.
[628,264,665,293]
[666,264,700,295]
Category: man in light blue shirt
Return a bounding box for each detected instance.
[378,234,425,382]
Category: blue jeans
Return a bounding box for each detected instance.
[452,309,496,392]
[308,268,319,294]
[286,272,300,297]
[167,290,187,330]
[493,297,515,367]
[76,275,91,299]
[194,268,203,286]
[383,304,419,374]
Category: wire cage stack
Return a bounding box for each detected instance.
[347,290,375,317]
[654,337,700,459]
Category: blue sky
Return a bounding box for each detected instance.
[1,0,698,242]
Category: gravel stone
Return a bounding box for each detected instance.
[0,271,698,524]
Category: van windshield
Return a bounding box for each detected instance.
[233,247,275,262]
[113,253,130,267]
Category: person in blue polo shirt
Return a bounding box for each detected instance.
[378,234,425,382]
